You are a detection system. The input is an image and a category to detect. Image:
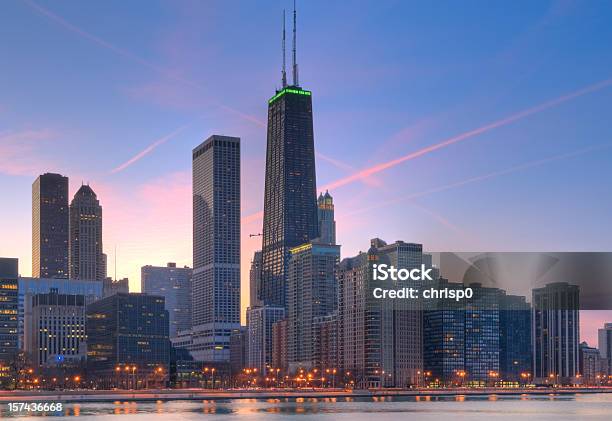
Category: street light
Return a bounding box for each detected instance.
[131,366,137,390]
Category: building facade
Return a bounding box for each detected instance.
[579,342,601,385]
[314,313,338,371]
[423,279,466,386]
[69,184,104,281]
[272,318,288,373]
[141,263,192,338]
[260,84,319,308]
[102,277,129,298]
[192,135,241,362]
[287,242,339,371]
[499,293,531,382]
[86,293,170,380]
[249,251,263,308]
[0,258,19,380]
[32,173,69,279]
[17,277,103,351]
[338,239,425,388]
[317,191,335,245]
[463,284,502,385]
[229,327,247,376]
[246,306,285,373]
[532,282,580,383]
[25,291,86,367]
[599,322,612,375]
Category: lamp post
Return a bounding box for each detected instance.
[488,371,499,387]
[520,372,531,387]
[124,366,131,389]
[115,366,121,389]
[131,366,137,390]
[456,370,466,387]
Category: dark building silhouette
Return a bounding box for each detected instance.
[260,11,319,307]
[464,284,502,385]
[424,279,466,386]
[499,293,532,382]
[229,327,247,376]
[102,277,129,297]
[32,173,69,278]
[0,258,19,381]
[69,184,104,281]
[86,293,170,382]
[532,282,580,384]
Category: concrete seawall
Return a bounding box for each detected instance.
[0,388,611,403]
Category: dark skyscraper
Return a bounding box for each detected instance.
[499,293,531,382]
[86,293,170,382]
[0,258,18,378]
[192,135,241,362]
[532,282,580,383]
[32,173,69,278]
[69,184,104,281]
[260,6,318,308]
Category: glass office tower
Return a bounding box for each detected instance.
[261,86,318,308]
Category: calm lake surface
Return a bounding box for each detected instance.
[3,394,612,420]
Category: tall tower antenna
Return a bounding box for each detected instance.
[282,9,287,87]
[292,0,299,86]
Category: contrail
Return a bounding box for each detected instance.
[340,143,610,218]
[239,142,605,225]
[110,124,190,174]
[23,0,265,128]
[322,78,612,192]
[316,152,354,172]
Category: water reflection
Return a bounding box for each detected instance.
[1,393,610,419]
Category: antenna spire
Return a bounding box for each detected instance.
[292,0,299,86]
[282,9,287,87]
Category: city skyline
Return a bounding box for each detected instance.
[2,0,612,345]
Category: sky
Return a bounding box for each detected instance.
[1,0,611,345]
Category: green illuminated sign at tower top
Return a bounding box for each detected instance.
[268,87,312,104]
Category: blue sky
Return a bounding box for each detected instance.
[1,0,611,340]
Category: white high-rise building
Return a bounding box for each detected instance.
[191,135,241,362]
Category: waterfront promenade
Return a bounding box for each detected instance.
[0,387,611,403]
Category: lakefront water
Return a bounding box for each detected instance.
[2,393,611,420]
